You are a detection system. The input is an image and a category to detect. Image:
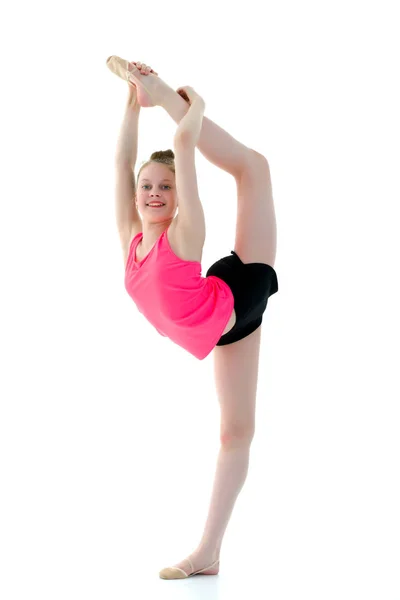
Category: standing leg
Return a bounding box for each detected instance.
[198,325,262,555]
[159,325,262,578]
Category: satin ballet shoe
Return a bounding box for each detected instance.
[105,55,156,107]
[159,556,220,579]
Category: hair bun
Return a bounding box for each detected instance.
[150,149,175,162]
[136,149,176,184]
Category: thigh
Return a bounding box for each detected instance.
[213,325,262,442]
[206,251,278,346]
[234,153,277,267]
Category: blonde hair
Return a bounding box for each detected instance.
[136,149,175,185]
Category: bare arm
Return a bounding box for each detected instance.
[173,141,206,245]
[115,86,142,233]
[173,94,207,245]
[174,93,206,147]
[115,84,140,165]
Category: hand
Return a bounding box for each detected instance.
[129,61,158,76]
[176,86,205,109]
[174,87,205,147]
[127,61,159,108]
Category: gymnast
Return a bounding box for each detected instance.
[107,56,278,579]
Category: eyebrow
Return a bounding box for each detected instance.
[141,178,173,182]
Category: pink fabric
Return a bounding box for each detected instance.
[124,229,234,360]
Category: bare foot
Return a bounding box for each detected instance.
[159,549,220,579]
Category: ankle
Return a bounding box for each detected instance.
[195,543,221,560]
[157,82,191,123]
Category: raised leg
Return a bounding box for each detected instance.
[233,154,277,266]
[137,73,277,266]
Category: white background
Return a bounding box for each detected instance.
[1,0,399,598]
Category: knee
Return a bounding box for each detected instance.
[236,149,269,180]
[240,149,270,176]
[249,149,269,167]
[220,425,255,448]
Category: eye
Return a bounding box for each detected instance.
[141,185,171,189]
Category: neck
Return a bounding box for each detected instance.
[141,218,174,248]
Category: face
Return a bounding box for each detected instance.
[136,162,178,220]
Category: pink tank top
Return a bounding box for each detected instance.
[124,228,234,360]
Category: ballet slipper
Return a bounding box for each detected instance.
[159,556,220,579]
[105,55,156,107]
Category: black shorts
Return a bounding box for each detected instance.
[206,250,279,346]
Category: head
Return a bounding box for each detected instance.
[135,150,178,224]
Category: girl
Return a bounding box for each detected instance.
[109,56,278,579]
